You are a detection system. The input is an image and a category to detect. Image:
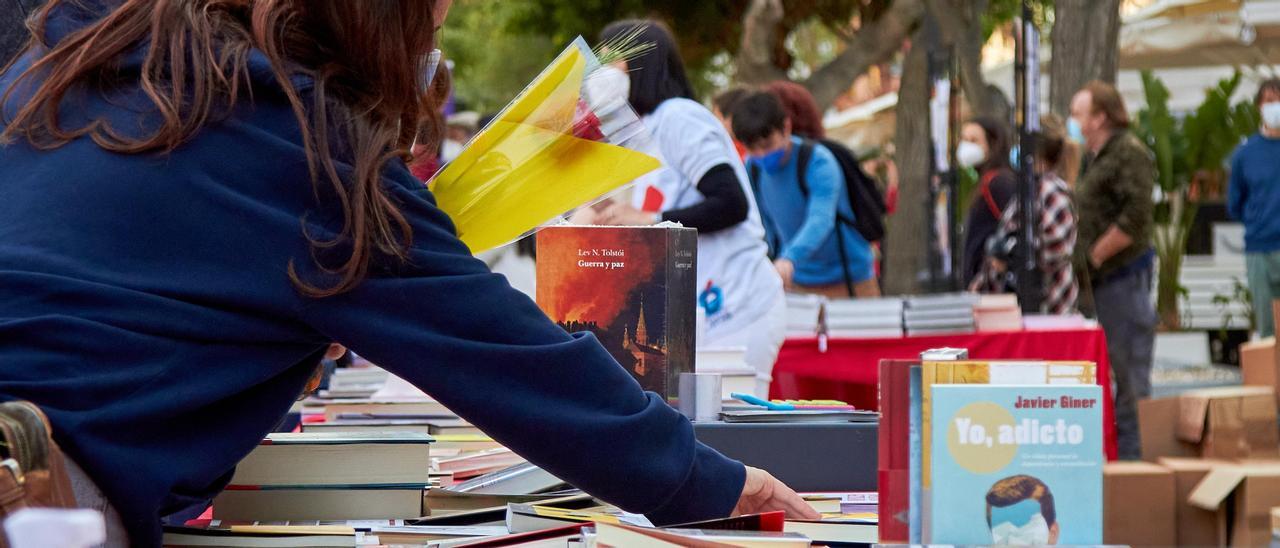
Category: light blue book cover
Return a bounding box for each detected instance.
[908,364,922,543]
[929,384,1102,545]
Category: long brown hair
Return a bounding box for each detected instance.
[1,0,443,297]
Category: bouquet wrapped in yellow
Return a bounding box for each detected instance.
[428,36,659,253]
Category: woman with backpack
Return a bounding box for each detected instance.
[586,20,786,398]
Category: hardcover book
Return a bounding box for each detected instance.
[929,385,1103,545]
[536,225,697,402]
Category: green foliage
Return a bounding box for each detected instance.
[983,0,1055,40]
[1182,73,1257,179]
[1135,70,1259,329]
[1212,277,1256,335]
[440,0,561,114]
[1134,70,1181,194]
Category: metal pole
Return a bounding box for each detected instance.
[1014,2,1044,312]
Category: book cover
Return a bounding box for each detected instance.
[909,364,923,544]
[920,361,1097,489]
[929,384,1103,545]
[536,225,697,402]
[876,359,915,543]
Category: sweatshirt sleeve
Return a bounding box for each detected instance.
[1112,142,1156,241]
[780,146,841,264]
[1227,147,1247,221]
[297,163,745,525]
[661,164,750,234]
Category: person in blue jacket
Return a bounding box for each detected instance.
[1228,78,1280,338]
[730,90,880,298]
[0,1,816,545]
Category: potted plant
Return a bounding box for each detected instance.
[1134,70,1258,330]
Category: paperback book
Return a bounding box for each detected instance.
[929,384,1103,545]
[536,225,697,402]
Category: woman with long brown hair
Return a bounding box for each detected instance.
[0,2,815,545]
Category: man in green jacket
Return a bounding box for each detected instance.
[1070,81,1158,460]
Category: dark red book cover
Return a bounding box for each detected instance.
[668,511,785,532]
[536,225,697,403]
[877,359,915,543]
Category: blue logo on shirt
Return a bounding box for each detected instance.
[699,281,724,316]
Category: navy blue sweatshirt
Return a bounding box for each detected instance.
[0,4,743,545]
[1228,134,1280,253]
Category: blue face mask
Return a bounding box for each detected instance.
[424,49,442,91]
[751,147,788,172]
[1067,117,1085,144]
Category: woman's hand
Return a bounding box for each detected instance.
[732,466,821,520]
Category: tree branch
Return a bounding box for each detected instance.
[926,0,1010,121]
[803,0,925,109]
[735,0,789,85]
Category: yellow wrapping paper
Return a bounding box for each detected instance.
[429,44,660,253]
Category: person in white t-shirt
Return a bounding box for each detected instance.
[577,20,785,398]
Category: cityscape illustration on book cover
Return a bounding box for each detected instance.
[930,384,1102,546]
[536,225,696,402]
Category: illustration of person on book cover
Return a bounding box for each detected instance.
[985,475,1058,545]
[929,385,1101,545]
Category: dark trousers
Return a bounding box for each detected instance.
[1094,264,1157,460]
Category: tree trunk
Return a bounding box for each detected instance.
[883,36,932,296]
[926,0,1011,122]
[735,0,789,85]
[1049,0,1121,116]
[803,0,925,109]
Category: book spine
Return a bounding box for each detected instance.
[909,365,923,543]
[665,228,697,404]
[876,360,910,543]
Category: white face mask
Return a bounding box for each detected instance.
[957,141,987,169]
[990,513,1052,545]
[1262,102,1280,131]
[584,65,631,114]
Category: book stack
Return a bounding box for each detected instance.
[973,293,1023,332]
[213,432,434,522]
[903,293,977,336]
[695,347,757,398]
[319,367,390,399]
[823,297,904,338]
[877,358,1104,544]
[785,293,823,338]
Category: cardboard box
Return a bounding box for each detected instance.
[1177,386,1280,460]
[1139,396,1197,461]
[1189,463,1280,546]
[1159,457,1227,547]
[1241,336,1278,404]
[1103,462,1176,547]
[1273,506,1280,541]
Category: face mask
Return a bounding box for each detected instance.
[1067,117,1085,144]
[751,147,788,172]
[990,499,1051,545]
[1262,102,1280,131]
[584,64,631,113]
[990,513,1052,545]
[957,141,987,169]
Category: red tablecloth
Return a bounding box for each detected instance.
[769,327,1117,460]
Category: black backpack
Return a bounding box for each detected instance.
[748,138,887,296]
